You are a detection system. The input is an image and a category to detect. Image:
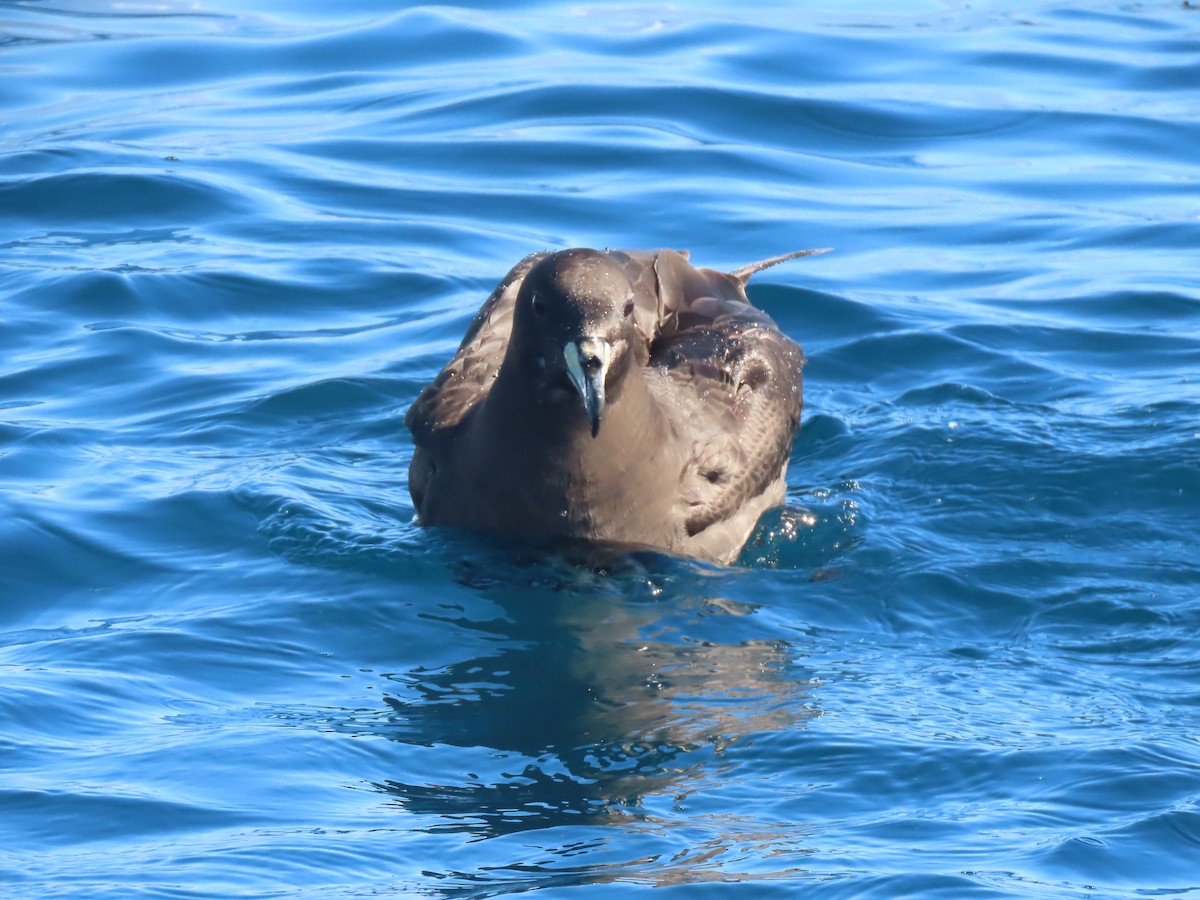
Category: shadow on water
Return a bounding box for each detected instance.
[370,552,818,842]
[256,500,822,855]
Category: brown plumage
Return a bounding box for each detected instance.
[405,247,826,564]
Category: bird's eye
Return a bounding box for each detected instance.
[531,294,547,317]
[623,298,635,318]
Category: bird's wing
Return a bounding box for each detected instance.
[644,250,807,539]
[598,249,683,365]
[405,252,547,446]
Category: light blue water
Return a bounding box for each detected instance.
[3,1,1199,897]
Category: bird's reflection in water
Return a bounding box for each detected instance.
[368,554,818,841]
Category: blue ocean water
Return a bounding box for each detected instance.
[3,0,1199,896]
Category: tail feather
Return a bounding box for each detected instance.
[731,247,831,284]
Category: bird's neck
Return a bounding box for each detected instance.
[486,360,664,458]
[477,362,674,533]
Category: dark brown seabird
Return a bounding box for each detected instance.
[405,247,827,565]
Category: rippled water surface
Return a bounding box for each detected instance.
[4,1,1200,897]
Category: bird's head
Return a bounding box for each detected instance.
[508,249,638,437]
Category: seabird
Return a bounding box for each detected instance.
[405,247,826,565]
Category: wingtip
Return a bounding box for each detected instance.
[732,247,832,284]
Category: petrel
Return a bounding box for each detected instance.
[405,247,826,565]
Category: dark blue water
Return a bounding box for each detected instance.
[4,1,1199,897]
